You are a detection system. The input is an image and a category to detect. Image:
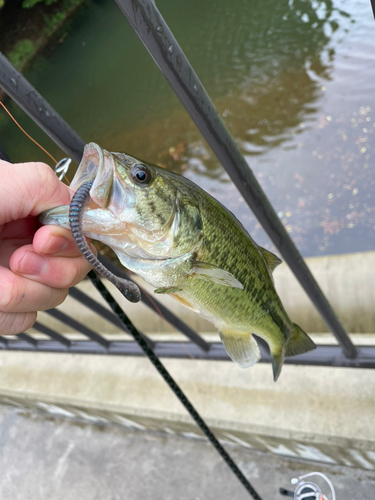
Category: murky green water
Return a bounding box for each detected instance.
[0,0,374,257]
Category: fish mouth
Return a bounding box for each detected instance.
[39,143,122,229]
[71,142,114,209]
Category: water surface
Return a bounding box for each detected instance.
[1,0,374,256]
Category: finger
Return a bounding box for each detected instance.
[10,246,93,289]
[0,217,37,240]
[0,266,69,313]
[0,160,74,225]
[32,225,97,258]
[0,218,36,268]
[0,311,37,336]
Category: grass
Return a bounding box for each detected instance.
[43,10,66,34]
[8,39,35,70]
[2,0,87,72]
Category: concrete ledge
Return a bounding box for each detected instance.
[0,350,374,470]
[34,251,375,336]
[1,252,374,471]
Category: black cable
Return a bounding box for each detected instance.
[87,270,263,500]
[69,180,263,498]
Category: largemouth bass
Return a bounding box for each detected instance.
[40,143,315,380]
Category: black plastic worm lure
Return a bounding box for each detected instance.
[69,181,141,303]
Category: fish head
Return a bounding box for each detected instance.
[40,143,203,260]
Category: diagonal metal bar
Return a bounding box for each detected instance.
[16,332,38,346]
[45,308,111,349]
[113,0,357,360]
[0,335,9,345]
[0,52,85,164]
[33,321,71,347]
[98,255,210,352]
[68,285,155,349]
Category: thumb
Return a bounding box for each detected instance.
[0,160,73,224]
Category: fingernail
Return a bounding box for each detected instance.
[18,252,47,276]
[43,235,69,254]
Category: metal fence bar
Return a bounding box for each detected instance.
[0,53,85,164]
[99,255,210,352]
[113,0,357,360]
[68,285,156,349]
[0,337,374,368]
[33,321,71,347]
[45,309,111,349]
[0,335,9,345]
[16,332,38,346]
[69,287,127,330]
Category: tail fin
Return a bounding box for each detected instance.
[271,324,315,382]
[285,323,316,358]
[271,351,285,382]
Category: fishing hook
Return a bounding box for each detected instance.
[69,181,141,303]
[54,157,71,181]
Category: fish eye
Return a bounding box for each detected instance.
[131,164,151,185]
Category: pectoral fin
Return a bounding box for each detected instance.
[190,260,244,289]
[219,329,261,368]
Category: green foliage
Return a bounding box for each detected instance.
[43,10,65,31]
[1,0,86,71]
[8,39,35,70]
[21,0,58,9]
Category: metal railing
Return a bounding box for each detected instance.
[0,254,373,369]
[1,2,374,497]
[0,0,371,366]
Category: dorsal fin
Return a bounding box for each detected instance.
[259,247,282,272]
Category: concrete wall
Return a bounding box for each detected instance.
[274,251,375,334]
[1,251,374,471]
[37,251,375,335]
[0,350,374,470]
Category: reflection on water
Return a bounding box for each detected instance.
[0,0,373,257]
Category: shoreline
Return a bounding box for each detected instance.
[0,0,87,102]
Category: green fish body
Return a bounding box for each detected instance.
[40,143,315,380]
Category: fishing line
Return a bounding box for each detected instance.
[69,182,262,498]
[69,181,141,303]
[0,101,70,184]
[88,270,263,500]
[0,101,57,164]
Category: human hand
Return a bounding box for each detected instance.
[0,159,95,335]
